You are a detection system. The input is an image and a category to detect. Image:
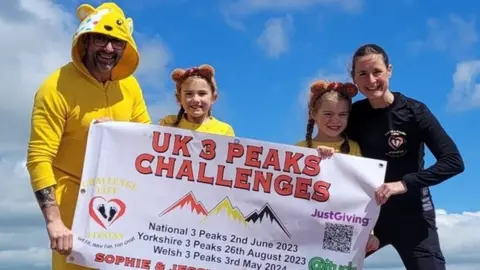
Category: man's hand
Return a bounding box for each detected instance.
[47,219,73,255]
[35,186,73,255]
[375,181,408,205]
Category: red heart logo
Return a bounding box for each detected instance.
[88,196,126,230]
[389,136,404,149]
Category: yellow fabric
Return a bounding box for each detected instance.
[295,139,362,157]
[159,115,235,136]
[26,4,150,269]
[53,252,94,270]
[53,173,94,270]
[27,1,150,192]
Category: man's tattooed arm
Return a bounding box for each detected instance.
[34,186,61,222]
[34,186,57,209]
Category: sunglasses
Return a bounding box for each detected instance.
[91,34,126,50]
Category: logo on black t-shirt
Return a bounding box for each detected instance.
[385,130,407,157]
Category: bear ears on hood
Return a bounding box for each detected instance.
[75,2,133,34]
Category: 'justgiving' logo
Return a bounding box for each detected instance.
[308,257,357,270]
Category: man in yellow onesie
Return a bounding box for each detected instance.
[26,2,151,270]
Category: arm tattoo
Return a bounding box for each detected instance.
[34,186,57,209]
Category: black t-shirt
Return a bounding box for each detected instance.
[347,92,464,213]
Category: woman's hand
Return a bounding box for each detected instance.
[46,219,73,255]
[316,146,336,159]
[365,234,380,253]
[375,181,407,205]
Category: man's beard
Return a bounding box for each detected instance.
[92,51,118,72]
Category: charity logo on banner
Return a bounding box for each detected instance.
[68,122,387,270]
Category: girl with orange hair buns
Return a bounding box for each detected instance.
[159,64,235,136]
[295,79,379,253]
[296,80,361,155]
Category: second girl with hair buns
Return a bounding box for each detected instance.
[295,79,380,253]
[296,79,361,155]
[159,64,235,136]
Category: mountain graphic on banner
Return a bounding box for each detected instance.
[158,191,208,217]
[245,203,292,238]
[202,197,248,226]
[158,192,291,237]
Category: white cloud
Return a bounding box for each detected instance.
[409,15,480,111]
[221,0,362,30]
[134,34,178,123]
[257,15,293,58]
[147,96,179,124]
[0,0,74,153]
[409,15,478,59]
[0,157,51,269]
[136,35,172,88]
[0,1,172,269]
[447,60,480,111]
[364,209,480,269]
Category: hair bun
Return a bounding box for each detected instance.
[171,68,186,82]
[310,80,329,93]
[342,82,359,98]
[197,64,215,78]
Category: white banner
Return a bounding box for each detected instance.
[69,122,386,270]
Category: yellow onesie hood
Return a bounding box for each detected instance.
[72,2,139,81]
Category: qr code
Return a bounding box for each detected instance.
[322,222,354,253]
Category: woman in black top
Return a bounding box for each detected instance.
[346,44,464,270]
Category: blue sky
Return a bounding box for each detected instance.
[0,0,479,269]
[64,0,479,213]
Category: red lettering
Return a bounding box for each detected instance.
[94,253,105,262]
[293,177,312,200]
[142,259,151,269]
[175,160,194,181]
[262,149,281,171]
[125,257,135,267]
[105,255,114,264]
[135,153,154,174]
[216,165,232,187]
[155,262,165,270]
[197,162,213,184]
[252,171,272,193]
[94,253,150,269]
[273,174,293,196]
[283,151,303,174]
[312,180,331,202]
[152,132,171,153]
[133,143,331,203]
[154,156,175,178]
[170,264,208,270]
[245,145,263,168]
[234,168,252,190]
[303,155,321,176]
[199,139,216,160]
[226,143,244,163]
[115,256,125,265]
[172,134,192,157]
